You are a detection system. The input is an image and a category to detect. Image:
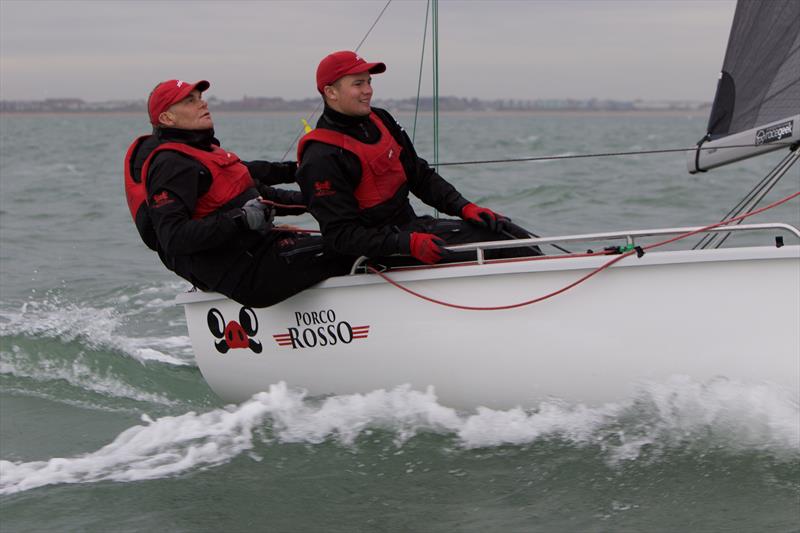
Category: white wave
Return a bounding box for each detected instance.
[458,376,799,462]
[0,297,192,366]
[1,378,797,495]
[132,280,192,297]
[0,385,150,415]
[0,384,298,495]
[115,335,193,366]
[630,376,800,457]
[0,347,177,406]
[266,384,461,446]
[130,281,192,310]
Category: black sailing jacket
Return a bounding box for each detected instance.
[130,127,301,291]
[296,107,470,258]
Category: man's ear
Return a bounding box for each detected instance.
[323,85,338,103]
[158,111,175,127]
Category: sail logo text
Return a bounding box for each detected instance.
[755,121,793,145]
[272,309,370,349]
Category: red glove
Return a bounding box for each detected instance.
[461,203,507,233]
[409,232,448,265]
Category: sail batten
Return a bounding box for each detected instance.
[689,0,799,173]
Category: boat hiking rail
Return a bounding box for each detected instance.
[349,222,800,274]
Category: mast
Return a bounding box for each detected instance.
[687,0,799,173]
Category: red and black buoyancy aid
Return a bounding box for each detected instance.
[124,136,256,247]
[124,136,158,250]
[297,113,406,210]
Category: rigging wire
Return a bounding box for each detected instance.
[696,147,799,249]
[279,0,393,161]
[431,142,796,167]
[353,0,393,51]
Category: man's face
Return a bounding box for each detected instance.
[326,72,373,117]
[161,90,213,130]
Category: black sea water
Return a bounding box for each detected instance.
[1,112,798,532]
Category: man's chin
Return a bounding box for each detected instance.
[186,122,214,131]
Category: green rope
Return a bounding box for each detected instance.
[432,0,439,170]
[412,0,430,143]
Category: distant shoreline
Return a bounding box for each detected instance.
[0,109,709,118]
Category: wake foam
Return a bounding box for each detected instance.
[2,377,797,495]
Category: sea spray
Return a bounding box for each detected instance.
[0,290,192,366]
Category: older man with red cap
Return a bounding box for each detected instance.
[124,79,350,307]
[296,51,537,265]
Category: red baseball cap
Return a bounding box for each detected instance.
[148,79,210,125]
[316,51,386,94]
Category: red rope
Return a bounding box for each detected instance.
[367,190,800,311]
[642,190,800,250]
[259,199,308,210]
[273,227,321,234]
[259,199,322,233]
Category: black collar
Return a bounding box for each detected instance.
[155,127,218,150]
[319,105,380,143]
[321,105,372,128]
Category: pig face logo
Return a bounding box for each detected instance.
[207,307,263,354]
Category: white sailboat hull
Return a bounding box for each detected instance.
[178,243,800,409]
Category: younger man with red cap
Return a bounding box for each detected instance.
[125,79,350,307]
[296,51,537,265]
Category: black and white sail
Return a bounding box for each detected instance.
[688,0,799,173]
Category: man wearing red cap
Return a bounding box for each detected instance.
[296,51,537,265]
[124,79,350,307]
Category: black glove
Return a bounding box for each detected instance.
[240,198,274,235]
[245,160,298,185]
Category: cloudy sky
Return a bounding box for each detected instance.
[0,0,736,102]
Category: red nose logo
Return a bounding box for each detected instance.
[207,307,263,354]
[224,321,249,349]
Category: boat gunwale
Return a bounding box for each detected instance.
[175,242,800,305]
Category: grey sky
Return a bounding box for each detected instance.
[0,0,735,102]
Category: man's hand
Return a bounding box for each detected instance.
[409,232,449,265]
[461,203,508,233]
[241,197,274,235]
